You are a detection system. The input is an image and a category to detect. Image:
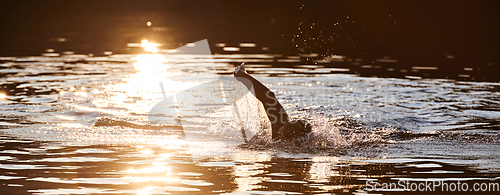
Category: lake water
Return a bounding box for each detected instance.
[0,52,499,194]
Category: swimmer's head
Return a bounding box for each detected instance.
[278,120,312,140]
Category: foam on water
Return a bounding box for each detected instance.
[241,114,385,154]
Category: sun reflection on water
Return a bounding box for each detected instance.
[47,39,226,145]
[124,165,171,174]
[139,149,154,155]
[120,146,182,194]
[131,54,168,72]
[141,39,159,53]
[91,42,191,119]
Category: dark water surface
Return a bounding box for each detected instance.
[1,54,499,194]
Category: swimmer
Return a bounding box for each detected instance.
[234,63,312,141]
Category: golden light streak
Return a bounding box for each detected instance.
[141,40,159,53]
[139,149,154,155]
[131,54,168,72]
[125,165,171,174]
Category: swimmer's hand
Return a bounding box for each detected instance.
[234,63,246,76]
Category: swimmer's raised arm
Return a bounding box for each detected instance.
[234,63,289,139]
